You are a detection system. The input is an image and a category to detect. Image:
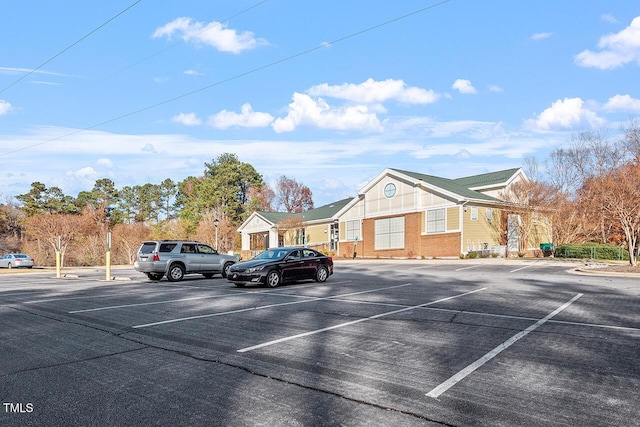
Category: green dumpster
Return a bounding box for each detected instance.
[540,243,554,257]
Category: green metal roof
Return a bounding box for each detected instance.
[452,167,520,189]
[300,197,353,222]
[255,211,297,224]
[390,168,498,202]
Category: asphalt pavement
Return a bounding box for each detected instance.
[1,259,638,426]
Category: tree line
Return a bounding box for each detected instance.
[1,119,639,267]
[0,153,313,266]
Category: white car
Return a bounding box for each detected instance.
[0,254,35,268]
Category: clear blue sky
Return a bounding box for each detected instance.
[1,1,639,207]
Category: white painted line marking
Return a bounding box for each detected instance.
[71,281,353,313]
[70,294,236,313]
[425,293,583,399]
[133,282,416,329]
[24,287,188,304]
[510,265,535,273]
[455,265,480,271]
[237,287,487,353]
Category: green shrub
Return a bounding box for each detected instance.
[467,251,478,259]
[555,243,629,261]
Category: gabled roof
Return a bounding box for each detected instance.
[254,211,297,224]
[300,198,352,222]
[389,168,498,202]
[452,167,522,190]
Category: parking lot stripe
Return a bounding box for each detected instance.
[425,293,583,399]
[509,264,535,273]
[455,265,480,271]
[236,287,487,353]
[69,281,352,313]
[132,282,417,329]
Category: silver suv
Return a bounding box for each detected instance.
[134,240,237,282]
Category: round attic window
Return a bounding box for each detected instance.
[384,183,396,198]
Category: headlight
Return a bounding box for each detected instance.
[247,265,265,273]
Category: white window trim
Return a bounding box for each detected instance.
[425,208,446,234]
[470,206,478,221]
[374,216,405,250]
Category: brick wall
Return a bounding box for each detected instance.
[420,232,461,258]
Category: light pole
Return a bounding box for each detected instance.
[214,218,219,250]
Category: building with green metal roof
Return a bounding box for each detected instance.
[237,167,551,259]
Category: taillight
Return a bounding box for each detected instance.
[153,252,160,262]
[328,256,333,263]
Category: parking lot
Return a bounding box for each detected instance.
[1,259,639,426]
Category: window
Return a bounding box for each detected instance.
[384,183,396,198]
[486,208,493,222]
[345,220,361,241]
[375,217,404,250]
[426,208,445,233]
[471,206,478,221]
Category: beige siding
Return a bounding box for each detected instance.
[446,206,460,231]
[462,206,501,251]
[340,198,365,221]
[365,177,416,217]
[418,190,449,208]
[306,223,329,245]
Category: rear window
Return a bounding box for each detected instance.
[140,243,157,254]
[159,243,177,253]
[15,254,28,259]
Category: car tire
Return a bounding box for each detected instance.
[222,262,233,278]
[265,270,281,288]
[167,264,185,282]
[203,273,214,279]
[315,266,329,283]
[234,283,246,288]
[147,273,164,281]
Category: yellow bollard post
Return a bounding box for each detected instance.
[105,232,112,281]
[55,251,61,278]
[106,250,111,281]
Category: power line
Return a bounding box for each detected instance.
[0,0,451,158]
[89,0,270,87]
[0,0,143,95]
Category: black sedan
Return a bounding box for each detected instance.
[227,247,333,288]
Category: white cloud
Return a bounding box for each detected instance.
[184,69,203,76]
[272,93,383,133]
[525,97,605,131]
[531,32,552,40]
[97,158,113,168]
[152,17,267,54]
[575,16,640,69]
[601,14,617,24]
[0,100,11,115]
[208,103,273,129]
[307,78,439,104]
[171,112,202,126]
[488,85,503,92]
[603,94,640,112]
[452,79,477,94]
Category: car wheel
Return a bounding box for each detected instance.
[7,263,12,269]
[167,264,185,282]
[265,270,281,288]
[315,266,329,282]
[202,273,214,279]
[147,273,164,281]
[222,262,233,278]
[234,283,246,288]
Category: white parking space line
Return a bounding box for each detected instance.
[70,281,351,313]
[237,288,487,353]
[23,287,188,304]
[69,294,238,313]
[510,264,536,273]
[425,293,583,399]
[133,282,417,329]
[455,265,480,271]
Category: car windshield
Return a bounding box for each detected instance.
[254,249,288,261]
